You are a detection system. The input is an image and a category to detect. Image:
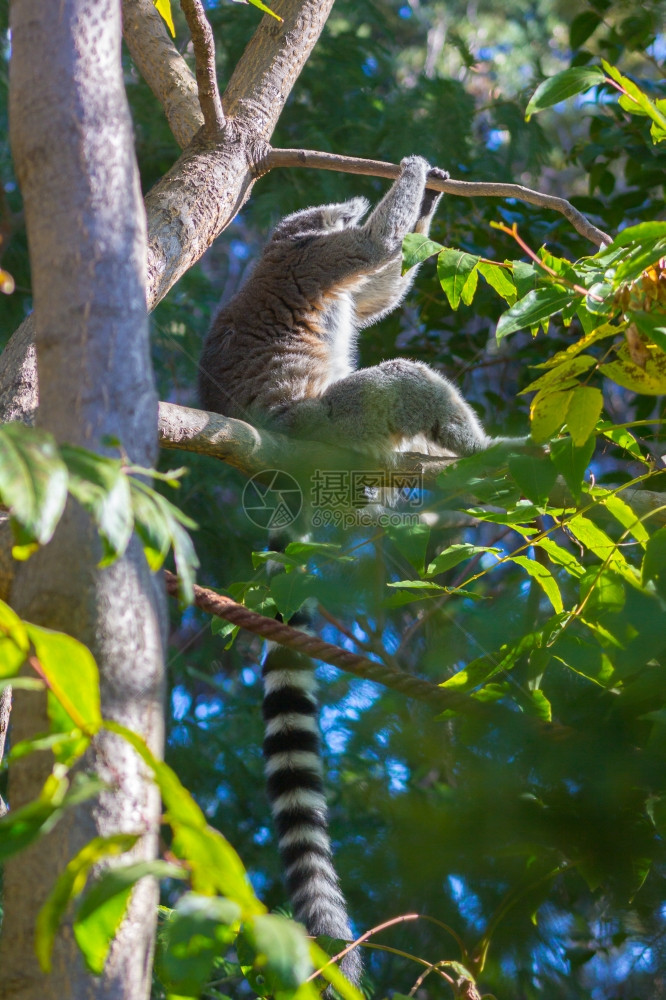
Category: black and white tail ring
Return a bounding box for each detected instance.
[262,638,363,987]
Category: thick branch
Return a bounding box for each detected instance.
[164,570,463,711]
[221,0,335,136]
[157,401,666,526]
[122,0,203,148]
[157,400,459,483]
[265,149,612,247]
[180,0,225,133]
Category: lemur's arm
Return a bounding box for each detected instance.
[353,166,447,328]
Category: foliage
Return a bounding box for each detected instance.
[0,424,198,600]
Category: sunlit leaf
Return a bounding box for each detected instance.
[568,515,640,586]
[25,624,102,733]
[243,913,313,992]
[75,861,188,975]
[437,249,480,309]
[521,354,596,396]
[566,386,603,446]
[509,556,563,613]
[105,722,262,913]
[62,446,133,566]
[530,389,573,443]
[402,233,443,272]
[600,343,666,394]
[35,833,139,972]
[525,66,604,119]
[153,0,175,36]
[477,260,517,304]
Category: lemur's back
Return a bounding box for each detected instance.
[199,232,359,423]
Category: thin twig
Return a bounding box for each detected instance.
[264,148,611,247]
[179,0,225,133]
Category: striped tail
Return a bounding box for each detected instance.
[262,640,363,988]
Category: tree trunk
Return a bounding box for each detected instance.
[0,2,165,998]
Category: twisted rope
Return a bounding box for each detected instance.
[164,570,467,713]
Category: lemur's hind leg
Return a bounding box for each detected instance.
[277,359,493,457]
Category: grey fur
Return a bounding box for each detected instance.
[200,156,512,459]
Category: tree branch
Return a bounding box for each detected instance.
[122,0,203,148]
[179,0,225,133]
[264,148,612,247]
[157,401,666,526]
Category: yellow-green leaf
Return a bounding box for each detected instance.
[35,833,139,972]
[154,0,175,36]
[530,389,573,443]
[26,624,102,733]
[600,344,666,394]
[509,556,563,613]
[566,386,603,446]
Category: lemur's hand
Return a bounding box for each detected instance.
[420,166,449,217]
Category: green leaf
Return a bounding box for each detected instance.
[569,10,601,48]
[568,515,640,585]
[525,67,604,119]
[0,769,104,861]
[270,571,316,620]
[533,321,618,370]
[437,249,480,309]
[607,221,666,248]
[426,543,499,577]
[596,491,649,545]
[509,556,563,613]
[521,354,596,396]
[0,598,30,678]
[157,893,241,997]
[243,913,313,992]
[35,833,139,972]
[477,261,517,304]
[61,447,133,566]
[579,568,626,619]
[75,862,188,975]
[598,423,643,459]
[25,623,102,733]
[402,233,443,272]
[153,0,175,36]
[565,386,603,446]
[523,688,552,721]
[550,435,595,500]
[530,389,573,444]
[600,343,666,394]
[130,481,199,602]
[642,526,666,587]
[508,454,558,503]
[0,423,68,547]
[496,287,576,340]
[386,521,430,574]
[537,537,585,578]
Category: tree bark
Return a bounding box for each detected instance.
[1,2,165,999]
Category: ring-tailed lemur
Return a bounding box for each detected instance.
[199,156,524,988]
